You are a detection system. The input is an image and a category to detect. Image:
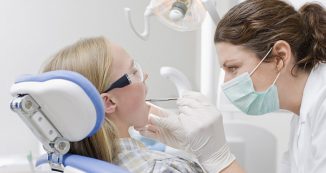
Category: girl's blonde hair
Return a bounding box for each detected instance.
[41,36,120,163]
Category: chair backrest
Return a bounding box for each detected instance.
[36,154,129,173]
[10,70,129,173]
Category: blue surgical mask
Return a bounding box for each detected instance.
[221,48,281,115]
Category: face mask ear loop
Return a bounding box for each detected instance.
[272,72,281,85]
[249,47,273,76]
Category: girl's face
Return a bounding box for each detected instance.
[104,43,149,129]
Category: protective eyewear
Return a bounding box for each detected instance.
[103,61,144,93]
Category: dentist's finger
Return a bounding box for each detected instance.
[134,124,158,133]
[177,98,200,108]
[148,113,179,131]
[146,102,170,117]
[180,90,202,98]
[177,98,211,109]
[139,130,159,140]
[180,91,212,103]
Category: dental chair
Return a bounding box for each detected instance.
[10,70,130,173]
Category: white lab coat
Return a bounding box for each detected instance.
[280,63,326,173]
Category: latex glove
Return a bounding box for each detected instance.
[138,91,235,173]
[136,102,182,149]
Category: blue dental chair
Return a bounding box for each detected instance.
[10,70,130,173]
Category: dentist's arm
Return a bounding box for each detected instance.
[138,91,246,173]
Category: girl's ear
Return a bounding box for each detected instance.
[101,93,117,114]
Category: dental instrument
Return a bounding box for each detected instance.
[146,98,178,102]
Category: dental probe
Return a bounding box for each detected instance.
[146,98,178,102]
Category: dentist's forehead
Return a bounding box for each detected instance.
[216,43,242,65]
[216,42,258,67]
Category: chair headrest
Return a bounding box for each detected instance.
[10,70,105,141]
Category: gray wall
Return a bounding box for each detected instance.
[0,0,199,160]
[3,0,322,168]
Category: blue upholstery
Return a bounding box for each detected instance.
[15,70,104,137]
[36,154,129,173]
[15,70,130,173]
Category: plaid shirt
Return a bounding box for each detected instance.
[114,138,206,173]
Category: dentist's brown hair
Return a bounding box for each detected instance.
[215,0,326,73]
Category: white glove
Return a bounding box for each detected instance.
[137,103,183,149]
[138,90,235,173]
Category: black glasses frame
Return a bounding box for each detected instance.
[103,74,131,93]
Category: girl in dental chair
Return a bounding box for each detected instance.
[41,36,205,173]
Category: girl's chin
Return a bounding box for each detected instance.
[133,122,147,130]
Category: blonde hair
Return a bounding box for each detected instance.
[41,36,120,163]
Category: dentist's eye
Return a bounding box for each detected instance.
[228,67,238,73]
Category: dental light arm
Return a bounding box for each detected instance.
[201,0,220,24]
[125,0,219,40]
[124,7,153,41]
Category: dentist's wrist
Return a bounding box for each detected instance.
[199,144,236,173]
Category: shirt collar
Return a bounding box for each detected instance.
[118,138,146,151]
[300,63,326,120]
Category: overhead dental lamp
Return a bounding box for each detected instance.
[125,0,221,104]
[125,0,220,40]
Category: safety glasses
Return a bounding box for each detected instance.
[103,61,144,93]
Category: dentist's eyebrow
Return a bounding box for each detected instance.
[223,59,240,67]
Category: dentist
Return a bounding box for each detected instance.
[139,0,326,173]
